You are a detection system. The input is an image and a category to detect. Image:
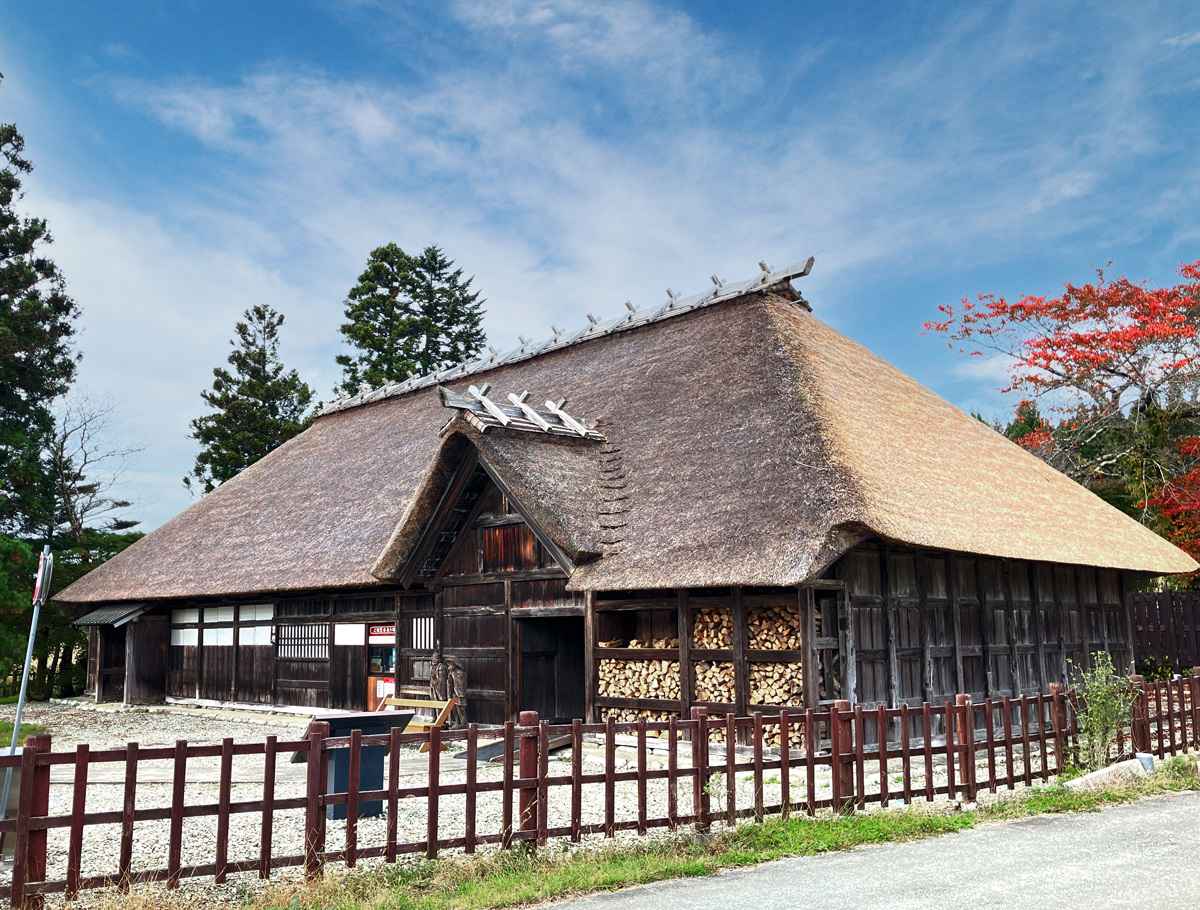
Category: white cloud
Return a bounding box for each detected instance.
[19,0,1200,528]
[1164,30,1200,47]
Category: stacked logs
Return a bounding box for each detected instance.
[749,662,803,707]
[692,607,733,649]
[604,707,672,737]
[692,661,735,703]
[763,720,805,751]
[748,603,801,650]
[598,659,680,700]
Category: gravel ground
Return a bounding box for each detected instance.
[0,701,1058,908]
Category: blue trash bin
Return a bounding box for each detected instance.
[317,711,414,820]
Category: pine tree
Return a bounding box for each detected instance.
[336,244,485,396]
[0,75,81,534]
[185,305,315,495]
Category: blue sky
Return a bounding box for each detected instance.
[2,1,1199,531]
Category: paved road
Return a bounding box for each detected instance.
[576,791,1200,910]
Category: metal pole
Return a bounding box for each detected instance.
[1,545,52,821]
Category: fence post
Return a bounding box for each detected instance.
[304,720,328,881]
[27,734,50,909]
[833,699,854,810]
[1048,683,1067,773]
[690,706,709,831]
[518,711,538,838]
[955,695,975,801]
[1191,669,1200,752]
[1129,674,1151,754]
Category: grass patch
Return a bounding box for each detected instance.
[0,719,48,747]
[245,754,1198,910]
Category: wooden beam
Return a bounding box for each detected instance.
[399,449,480,588]
[678,590,694,718]
[584,590,597,723]
[947,556,965,695]
[1001,560,1021,695]
[732,587,749,725]
[1028,561,1047,694]
[1051,564,1067,685]
[913,553,933,705]
[801,586,818,710]
[881,548,901,710]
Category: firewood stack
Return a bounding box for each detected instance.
[763,720,805,751]
[749,662,803,707]
[692,661,735,703]
[692,607,733,649]
[604,707,672,736]
[598,659,681,700]
[747,603,801,650]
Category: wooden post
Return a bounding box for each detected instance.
[501,721,514,849]
[518,710,538,836]
[304,721,328,880]
[260,736,276,879]
[1192,669,1200,752]
[215,737,233,883]
[427,724,440,859]
[679,590,694,718]
[1130,674,1151,754]
[604,714,616,838]
[955,695,974,801]
[387,726,401,861]
[690,706,709,831]
[347,730,361,867]
[66,743,89,899]
[21,734,50,909]
[732,587,749,735]
[118,742,138,892]
[666,715,678,829]
[168,740,186,888]
[1048,683,1067,774]
[584,591,597,723]
[833,699,853,810]
[466,724,479,853]
[537,720,549,846]
[637,717,648,835]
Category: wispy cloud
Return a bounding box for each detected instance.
[1164,30,1200,47]
[21,0,1200,527]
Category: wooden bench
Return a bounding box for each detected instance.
[376,696,457,752]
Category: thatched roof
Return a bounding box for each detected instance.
[56,270,1196,605]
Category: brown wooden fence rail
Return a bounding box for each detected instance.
[2,674,1198,907]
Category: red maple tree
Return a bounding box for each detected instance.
[927,260,1200,569]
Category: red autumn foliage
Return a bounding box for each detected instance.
[1146,437,1200,563]
[925,261,1200,416]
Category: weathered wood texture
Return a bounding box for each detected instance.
[1129,591,1200,672]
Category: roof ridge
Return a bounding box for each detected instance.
[318,257,815,417]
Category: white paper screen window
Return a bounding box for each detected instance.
[204,606,235,624]
[241,626,272,646]
[170,608,200,625]
[333,623,366,647]
[170,628,198,646]
[203,627,234,646]
[240,604,274,622]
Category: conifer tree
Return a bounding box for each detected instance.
[0,75,81,534]
[336,244,485,396]
[185,305,314,494]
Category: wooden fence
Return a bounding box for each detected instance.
[1128,591,1200,672]
[2,674,1198,907]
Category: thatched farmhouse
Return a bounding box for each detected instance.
[57,259,1197,730]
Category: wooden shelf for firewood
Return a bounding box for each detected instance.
[593,648,679,660]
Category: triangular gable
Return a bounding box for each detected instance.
[374,423,605,586]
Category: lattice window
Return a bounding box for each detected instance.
[410,616,434,651]
[277,623,329,659]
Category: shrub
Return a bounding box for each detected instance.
[1072,652,1134,772]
